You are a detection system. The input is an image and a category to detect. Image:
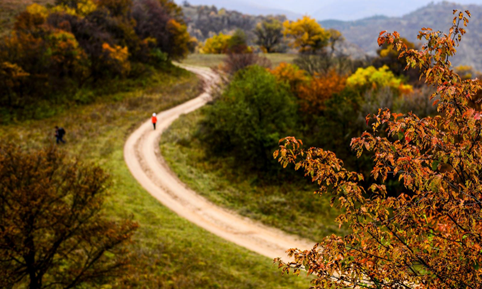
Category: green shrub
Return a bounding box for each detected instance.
[201,65,298,171]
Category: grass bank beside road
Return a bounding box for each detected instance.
[0,67,310,288]
[161,108,343,242]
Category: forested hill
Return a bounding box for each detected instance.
[320,2,482,71]
[181,3,286,43]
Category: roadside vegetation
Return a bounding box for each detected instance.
[161,108,342,241]
[0,67,310,288]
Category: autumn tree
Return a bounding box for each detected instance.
[268,62,309,93]
[158,0,185,23]
[288,27,350,75]
[297,70,347,114]
[254,17,283,53]
[373,37,422,86]
[283,16,330,54]
[274,10,482,288]
[45,30,88,80]
[96,0,132,17]
[0,62,30,107]
[47,11,119,80]
[347,65,413,95]
[0,144,138,288]
[200,32,231,54]
[54,0,98,16]
[132,0,190,60]
[0,0,191,117]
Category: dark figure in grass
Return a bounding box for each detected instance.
[55,126,66,144]
[152,113,157,130]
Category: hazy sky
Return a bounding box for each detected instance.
[178,0,482,20]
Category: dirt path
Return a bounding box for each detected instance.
[124,65,315,261]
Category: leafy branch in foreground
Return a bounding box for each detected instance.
[0,144,138,288]
[274,10,482,288]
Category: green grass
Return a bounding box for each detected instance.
[161,108,344,242]
[0,67,311,288]
[181,53,297,68]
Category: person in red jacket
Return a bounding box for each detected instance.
[152,113,157,130]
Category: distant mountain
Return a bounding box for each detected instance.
[178,0,482,21]
[178,0,302,20]
[311,0,464,21]
[320,2,482,71]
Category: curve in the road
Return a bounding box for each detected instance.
[124,65,315,261]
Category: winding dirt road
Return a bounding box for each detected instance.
[124,65,314,261]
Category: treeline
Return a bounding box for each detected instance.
[199,15,348,55]
[0,0,191,120]
[182,3,286,46]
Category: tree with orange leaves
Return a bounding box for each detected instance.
[297,70,347,114]
[268,62,309,93]
[274,10,482,288]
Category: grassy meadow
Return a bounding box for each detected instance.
[161,108,344,242]
[0,66,311,288]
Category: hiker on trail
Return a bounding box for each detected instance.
[55,126,66,144]
[152,113,157,130]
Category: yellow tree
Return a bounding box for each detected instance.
[200,32,231,54]
[283,16,330,53]
[347,65,413,95]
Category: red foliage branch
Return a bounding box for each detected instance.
[274,10,482,288]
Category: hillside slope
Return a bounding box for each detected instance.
[320,2,482,70]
